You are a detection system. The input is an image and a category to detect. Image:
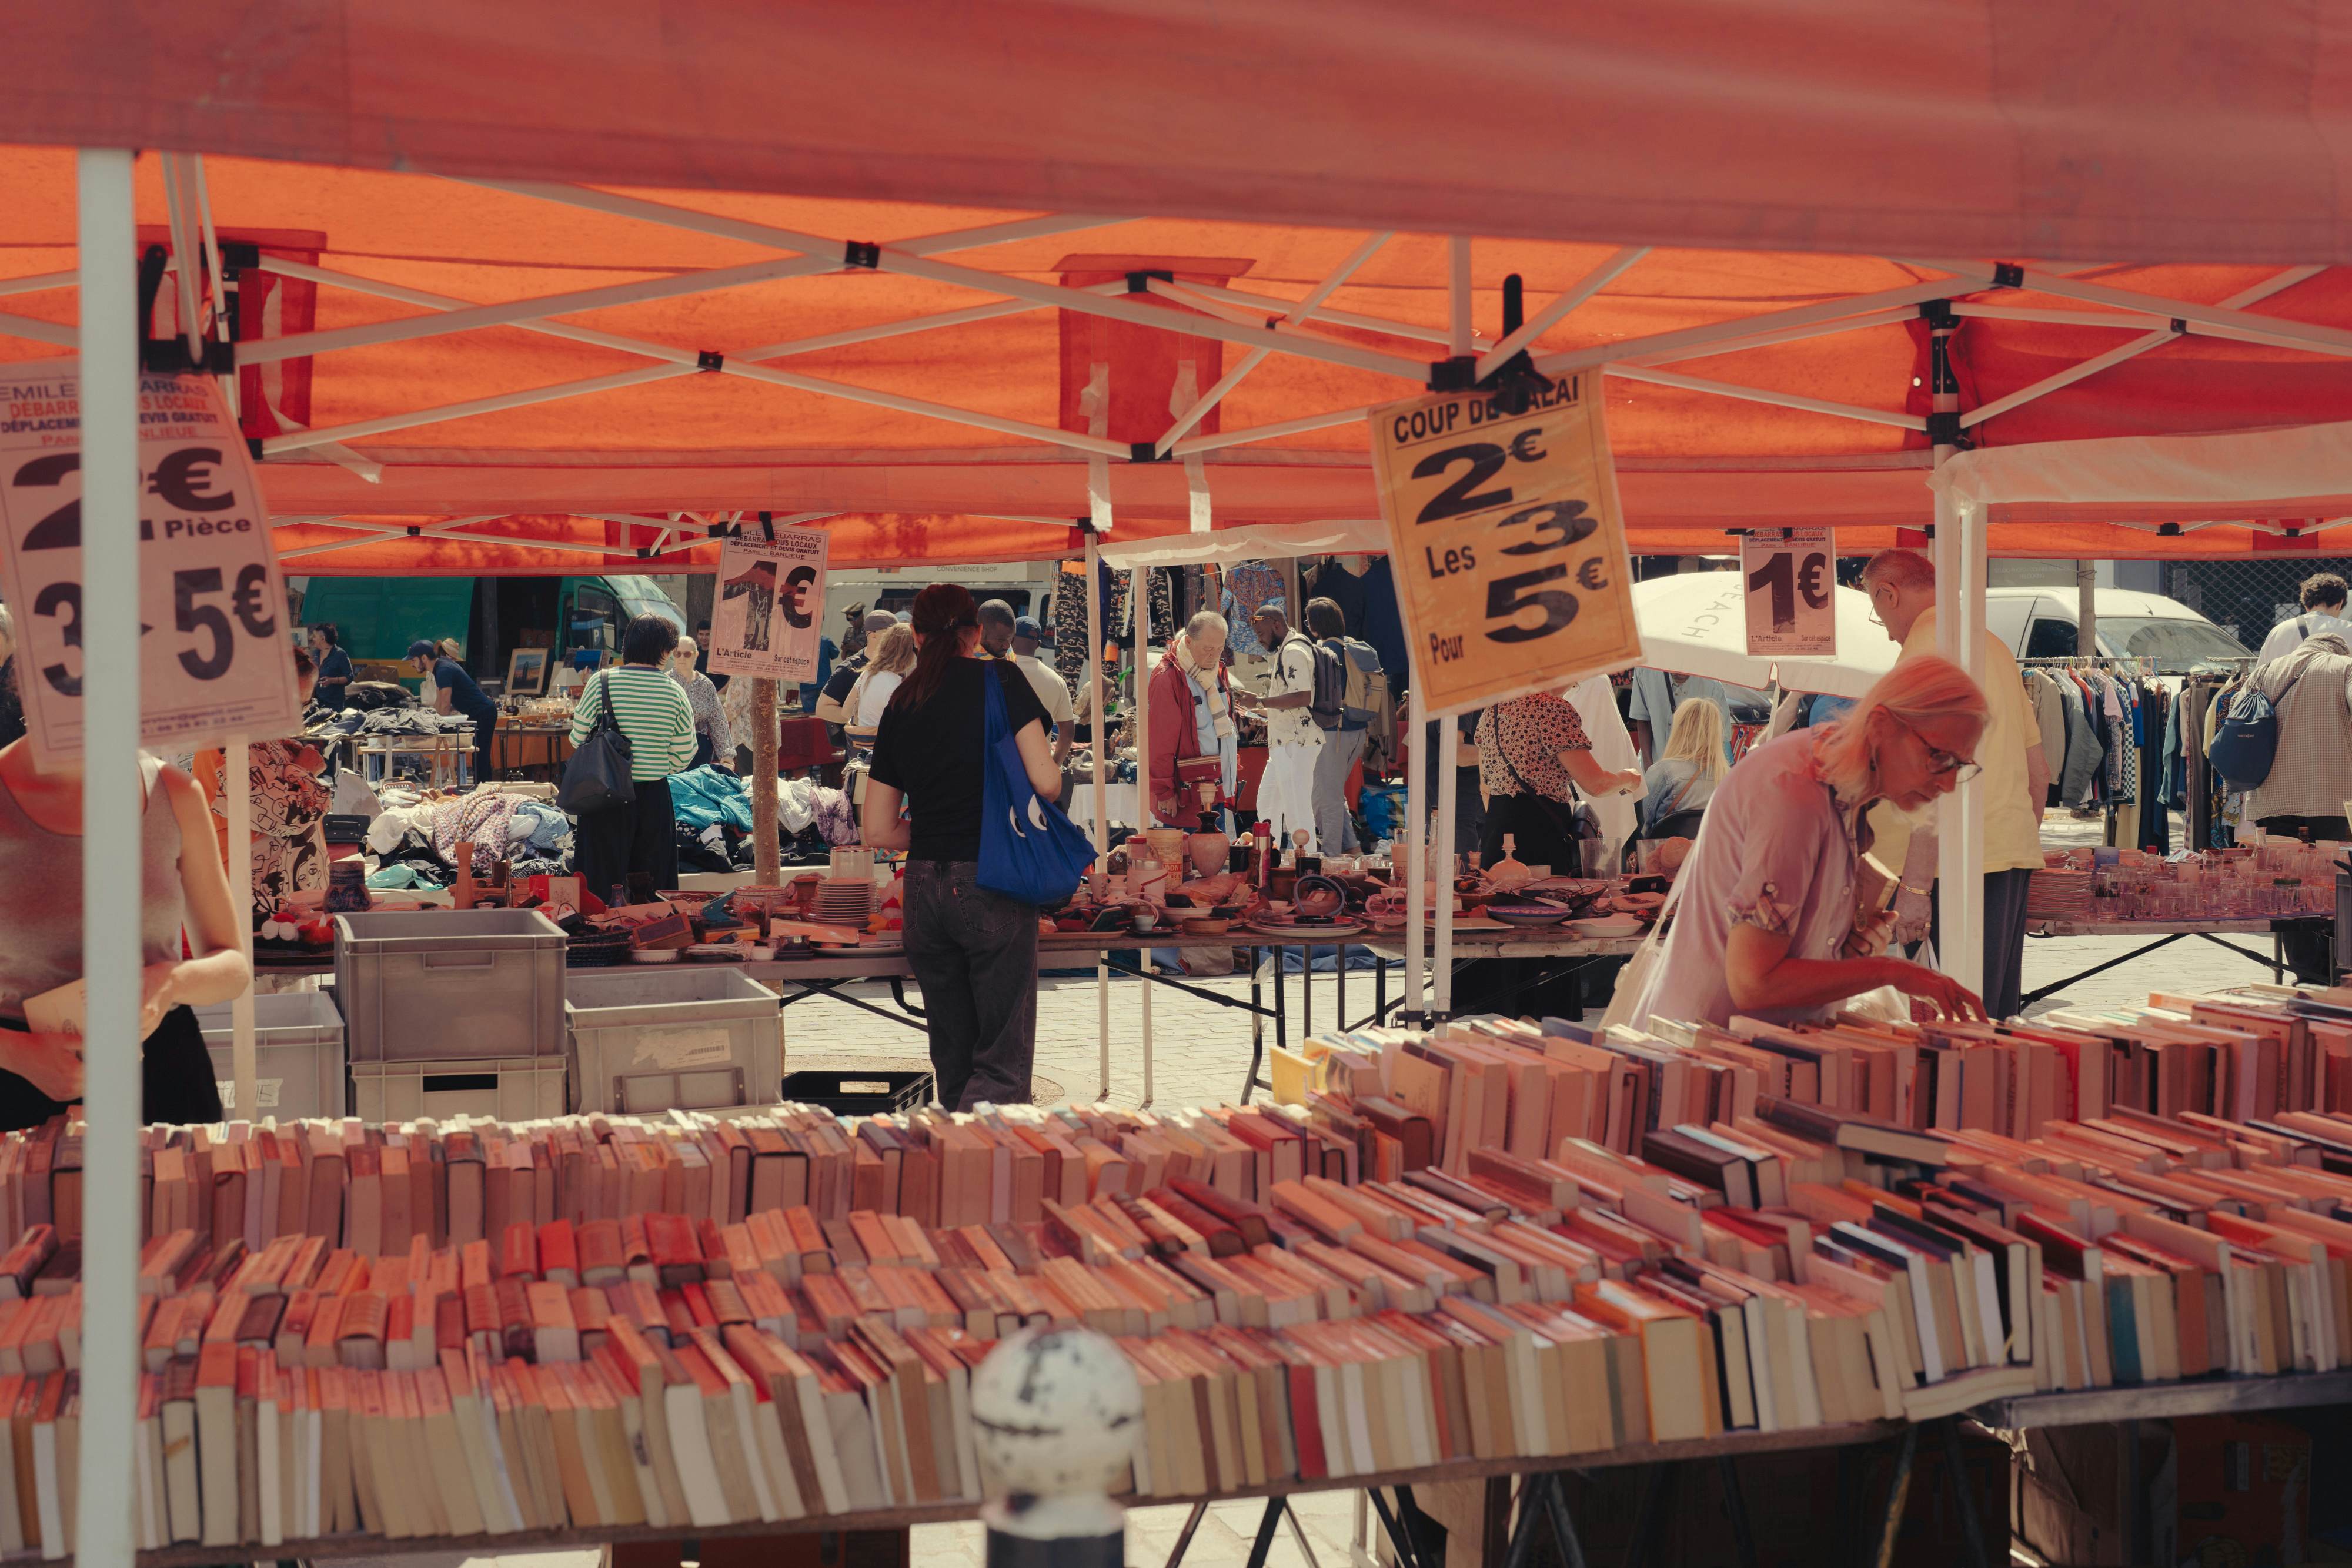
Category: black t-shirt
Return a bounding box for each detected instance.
[870,659,1050,862]
[821,651,868,707]
[434,657,497,721]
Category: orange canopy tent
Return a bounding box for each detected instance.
[11,146,2352,570]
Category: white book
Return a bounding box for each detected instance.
[258,1385,283,1547]
[662,1382,733,1527]
[793,1374,849,1516]
[31,1416,61,1562]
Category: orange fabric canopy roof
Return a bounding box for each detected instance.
[14,2,2352,265]
[6,142,2352,570]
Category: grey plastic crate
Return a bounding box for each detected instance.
[565,967,781,1114]
[195,990,348,1118]
[351,1057,567,1122]
[333,908,566,1064]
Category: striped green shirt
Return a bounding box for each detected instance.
[569,666,699,780]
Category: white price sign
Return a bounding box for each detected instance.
[709,525,831,683]
[0,360,300,767]
[1740,527,1838,657]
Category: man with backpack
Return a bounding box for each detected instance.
[1232,597,1322,852]
[2239,628,2352,979]
[2257,573,2352,664]
[1302,595,1384,852]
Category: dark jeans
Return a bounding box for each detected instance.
[575,775,679,904]
[1928,868,2036,1019]
[469,710,498,787]
[2260,815,2350,982]
[903,860,1037,1110]
[1458,793,1590,1019]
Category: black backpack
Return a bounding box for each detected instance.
[1304,636,1349,730]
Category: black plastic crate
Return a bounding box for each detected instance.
[779,1068,933,1115]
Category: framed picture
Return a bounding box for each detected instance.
[506,646,550,696]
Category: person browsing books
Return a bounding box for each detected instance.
[1620,655,1990,1031]
[567,615,699,901]
[0,734,249,1129]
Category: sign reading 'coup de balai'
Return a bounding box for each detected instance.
[1369,374,1642,716]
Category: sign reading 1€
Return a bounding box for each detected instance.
[1369,375,1643,715]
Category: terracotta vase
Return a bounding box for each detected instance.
[1187,833,1230,877]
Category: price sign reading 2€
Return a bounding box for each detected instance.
[1369,374,1643,714]
[0,361,301,767]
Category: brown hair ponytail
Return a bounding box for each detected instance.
[892,583,980,713]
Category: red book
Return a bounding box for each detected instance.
[577,1221,625,1287]
[680,1282,719,1328]
[536,1219,579,1287]
[695,1218,730,1275]
[497,1222,538,1283]
[643,1213,704,1286]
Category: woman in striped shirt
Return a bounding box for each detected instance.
[569,615,699,900]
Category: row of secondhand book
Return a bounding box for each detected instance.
[1278,981,2352,1182]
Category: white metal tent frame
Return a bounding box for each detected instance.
[41,152,2352,1566]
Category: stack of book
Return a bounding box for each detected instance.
[0,980,2343,1552]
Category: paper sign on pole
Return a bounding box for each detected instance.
[709,526,830,683]
[0,359,300,768]
[1369,373,1641,714]
[1740,527,1837,657]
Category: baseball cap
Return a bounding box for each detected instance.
[406,639,436,660]
[1013,616,1045,641]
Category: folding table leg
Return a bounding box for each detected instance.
[1244,1496,1288,1568]
[1163,1500,1210,1568]
[1937,1417,1989,1568]
[1623,1460,1676,1568]
[1716,1456,1758,1568]
[1531,1473,1588,1568]
[1366,1486,1421,1568]
[1871,1425,1919,1568]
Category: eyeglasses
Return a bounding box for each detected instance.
[1894,713,1982,783]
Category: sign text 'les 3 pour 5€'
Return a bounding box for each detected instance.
[0,360,302,768]
[1369,374,1642,714]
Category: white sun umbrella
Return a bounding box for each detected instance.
[1629,570,1896,700]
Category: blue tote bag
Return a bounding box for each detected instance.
[977,663,1097,905]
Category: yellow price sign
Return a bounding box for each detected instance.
[1369,374,1642,714]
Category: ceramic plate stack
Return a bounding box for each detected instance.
[2025,868,2093,922]
[812,877,874,929]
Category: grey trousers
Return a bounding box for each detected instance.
[902,860,1038,1110]
[1930,867,2036,1019]
[1312,726,1369,853]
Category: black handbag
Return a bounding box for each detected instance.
[556,671,637,815]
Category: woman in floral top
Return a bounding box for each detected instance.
[194,648,333,920]
[669,637,733,770]
[1473,691,1642,877]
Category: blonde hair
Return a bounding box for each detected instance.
[1658,697,1727,805]
[1815,654,1988,801]
[867,623,917,677]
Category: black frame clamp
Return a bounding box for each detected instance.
[136,243,236,376]
[843,241,881,270]
[696,350,725,372]
[1125,269,1174,294]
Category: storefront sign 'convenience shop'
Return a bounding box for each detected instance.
[1369,374,1642,716]
[0,360,301,767]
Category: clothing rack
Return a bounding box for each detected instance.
[2018,653,2159,675]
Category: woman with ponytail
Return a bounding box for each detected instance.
[861,584,1063,1109]
[1619,654,1991,1031]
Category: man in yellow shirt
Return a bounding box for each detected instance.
[1863,550,2052,1019]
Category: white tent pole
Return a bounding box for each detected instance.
[1604,364,1925,430]
[1902,257,2352,359]
[227,740,256,1118]
[1085,536,1110,1101]
[1536,272,1993,377]
[1404,710,1428,1023]
[1132,576,1152,1107]
[1926,303,1986,999]
[1474,246,1648,378]
[1177,278,1488,348]
[1448,238,1474,356]
[1960,266,2324,429]
[75,143,141,1568]
[0,313,78,349]
[1433,721,1458,1017]
[0,270,76,298]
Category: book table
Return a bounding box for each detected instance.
[2020,915,2331,1008]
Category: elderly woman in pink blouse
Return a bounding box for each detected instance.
[1622,654,1991,1030]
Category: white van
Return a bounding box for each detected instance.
[1983,587,2250,673]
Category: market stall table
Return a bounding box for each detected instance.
[2021,915,2332,1007]
[492,720,574,777]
